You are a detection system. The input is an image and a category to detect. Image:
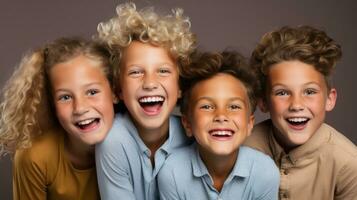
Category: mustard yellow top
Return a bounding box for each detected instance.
[13,129,100,200]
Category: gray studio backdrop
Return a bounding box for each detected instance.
[1,0,356,199]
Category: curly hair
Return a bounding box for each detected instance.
[96,2,196,89]
[251,25,342,97]
[180,51,258,116]
[0,37,113,157]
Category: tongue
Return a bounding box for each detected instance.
[79,120,98,130]
[142,103,161,114]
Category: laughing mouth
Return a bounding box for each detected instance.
[75,118,100,130]
[286,117,309,126]
[138,96,165,113]
[209,129,234,138]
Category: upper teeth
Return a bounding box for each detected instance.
[77,119,95,125]
[288,117,308,122]
[139,96,164,103]
[211,131,233,136]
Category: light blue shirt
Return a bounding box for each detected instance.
[158,143,280,200]
[95,112,191,200]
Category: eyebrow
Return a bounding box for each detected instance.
[195,96,246,103]
[53,82,104,93]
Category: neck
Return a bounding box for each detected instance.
[272,126,297,153]
[64,135,95,169]
[136,120,170,164]
[199,148,238,192]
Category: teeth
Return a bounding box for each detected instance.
[139,96,164,103]
[211,131,233,136]
[287,117,308,122]
[77,119,95,125]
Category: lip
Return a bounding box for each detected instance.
[73,117,101,133]
[137,95,165,116]
[208,128,235,141]
[285,116,310,131]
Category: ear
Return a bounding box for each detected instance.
[178,89,182,98]
[246,114,255,137]
[258,98,269,113]
[181,115,193,137]
[325,88,337,111]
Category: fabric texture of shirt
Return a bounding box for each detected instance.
[95,112,191,200]
[13,129,100,200]
[244,119,357,200]
[158,143,280,200]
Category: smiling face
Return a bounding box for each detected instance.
[264,60,336,151]
[118,41,180,134]
[50,55,115,146]
[182,73,254,158]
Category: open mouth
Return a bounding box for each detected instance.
[138,96,165,114]
[75,118,100,131]
[209,129,234,139]
[286,117,309,126]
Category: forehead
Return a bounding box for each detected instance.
[121,41,175,66]
[190,73,248,101]
[267,60,327,87]
[50,55,107,85]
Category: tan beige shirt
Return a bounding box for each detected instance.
[244,119,357,200]
[13,129,100,200]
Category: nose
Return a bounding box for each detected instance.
[143,73,158,90]
[142,73,158,90]
[73,97,89,116]
[213,108,229,123]
[289,95,304,112]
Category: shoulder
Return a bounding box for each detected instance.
[243,119,272,152]
[14,129,62,166]
[324,124,357,157]
[241,146,279,180]
[160,145,193,178]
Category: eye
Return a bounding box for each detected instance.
[199,104,214,110]
[304,88,317,95]
[158,68,171,76]
[58,94,71,102]
[274,90,289,96]
[87,89,100,96]
[128,69,143,77]
[229,104,242,110]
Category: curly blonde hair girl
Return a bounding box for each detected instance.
[0,37,113,156]
[97,2,196,82]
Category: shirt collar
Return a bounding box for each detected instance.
[121,112,184,155]
[268,121,330,164]
[191,143,251,178]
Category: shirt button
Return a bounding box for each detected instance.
[283,192,289,198]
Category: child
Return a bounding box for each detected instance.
[158,51,280,200]
[94,3,196,200]
[0,37,116,200]
[244,26,357,199]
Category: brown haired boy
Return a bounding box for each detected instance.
[244,26,357,199]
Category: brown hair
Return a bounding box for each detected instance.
[180,51,258,115]
[251,25,342,97]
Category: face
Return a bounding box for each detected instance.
[263,60,336,150]
[182,73,254,158]
[119,41,180,133]
[50,55,115,146]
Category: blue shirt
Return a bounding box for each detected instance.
[158,143,280,200]
[95,112,191,200]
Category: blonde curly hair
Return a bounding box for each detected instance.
[96,2,196,83]
[0,37,113,157]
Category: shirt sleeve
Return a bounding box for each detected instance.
[335,156,357,200]
[157,162,181,200]
[13,148,47,200]
[95,140,136,200]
